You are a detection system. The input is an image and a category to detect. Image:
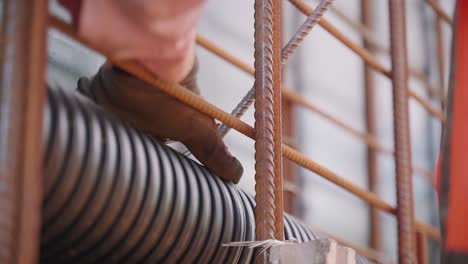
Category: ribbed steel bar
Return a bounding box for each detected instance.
[272,0,284,241]
[288,0,445,121]
[326,1,445,104]
[49,16,441,244]
[425,0,452,25]
[388,1,417,263]
[281,0,334,64]
[361,0,380,252]
[0,0,47,263]
[253,0,277,245]
[218,0,334,137]
[197,36,435,183]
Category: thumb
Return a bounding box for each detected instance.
[183,118,243,183]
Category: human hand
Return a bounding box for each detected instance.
[60,0,206,83]
[77,63,244,183]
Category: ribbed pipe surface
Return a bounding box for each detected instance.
[40,87,367,263]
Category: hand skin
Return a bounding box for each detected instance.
[77,0,206,83]
[65,0,244,182]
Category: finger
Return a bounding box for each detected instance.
[183,119,243,183]
[76,77,96,100]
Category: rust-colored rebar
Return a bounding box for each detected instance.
[253,0,277,245]
[435,1,446,109]
[50,15,441,244]
[272,0,285,241]
[282,99,297,214]
[388,1,417,263]
[416,232,429,264]
[0,0,47,263]
[361,0,381,252]
[288,0,445,121]
[328,4,388,54]
[218,0,334,137]
[280,1,297,215]
[281,0,335,64]
[326,1,445,104]
[197,36,435,183]
[425,0,453,25]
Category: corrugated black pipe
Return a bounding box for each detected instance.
[40,87,367,263]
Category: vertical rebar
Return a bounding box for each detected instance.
[361,0,381,252]
[272,0,284,241]
[0,0,47,263]
[388,1,417,263]
[253,0,277,250]
[435,1,446,109]
[416,232,428,264]
[282,99,296,215]
[219,0,334,137]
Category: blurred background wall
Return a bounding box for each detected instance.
[41,0,455,262]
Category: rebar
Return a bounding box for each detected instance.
[435,1,446,109]
[328,4,387,54]
[198,35,434,183]
[218,0,334,137]
[388,1,417,263]
[0,0,47,263]
[425,0,452,25]
[416,232,428,264]
[281,98,297,214]
[326,1,445,103]
[253,0,277,245]
[281,0,334,64]
[49,15,441,244]
[288,0,445,121]
[361,0,380,252]
[272,0,284,241]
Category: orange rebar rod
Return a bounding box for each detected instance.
[425,0,453,25]
[197,35,434,183]
[288,0,445,121]
[49,15,440,244]
[327,2,445,103]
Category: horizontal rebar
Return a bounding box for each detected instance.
[49,15,440,244]
[327,2,445,103]
[197,35,434,183]
[218,0,334,137]
[287,0,445,121]
[425,0,452,25]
